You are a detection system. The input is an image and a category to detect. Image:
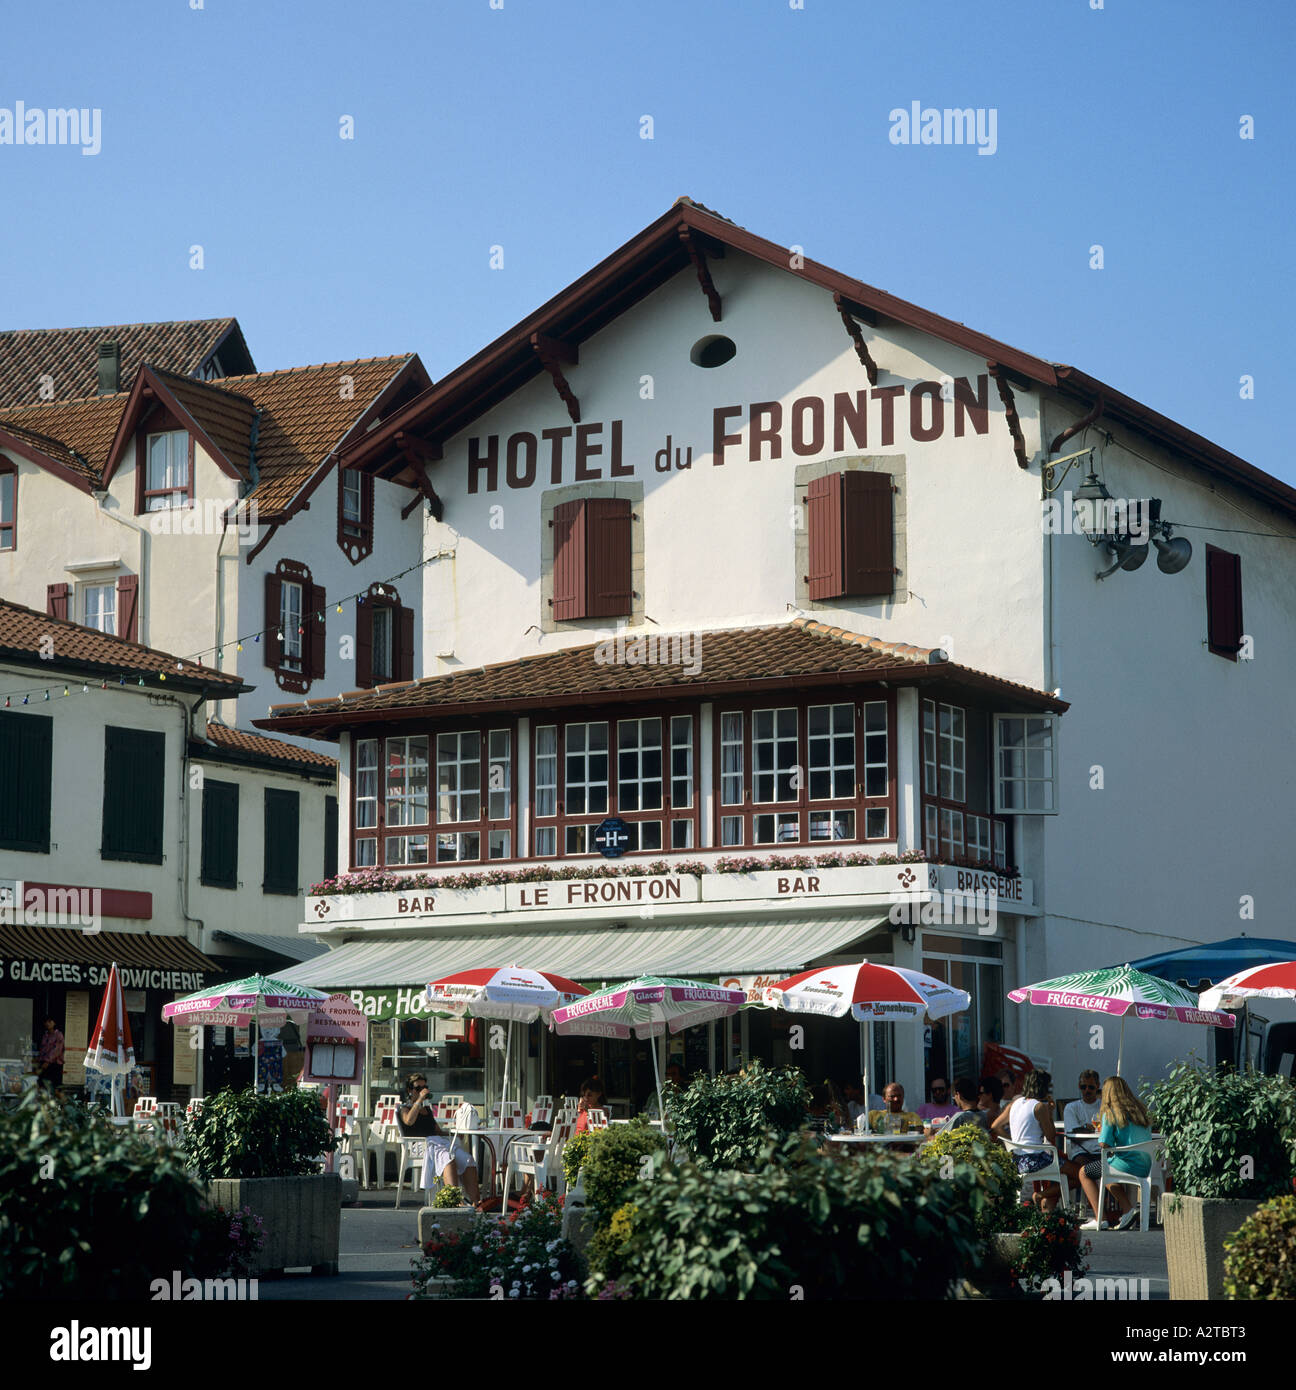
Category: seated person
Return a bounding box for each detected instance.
[842,1080,868,1123]
[931,1076,988,1133]
[1074,1075,1151,1232]
[1060,1069,1102,1184]
[865,1081,923,1132]
[642,1063,686,1120]
[916,1077,959,1120]
[990,1069,1061,1212]
[400,1073,479,1204]
[574,1076,610,1133]
[806,1082,849,1135]
[977,1075,1004,1129]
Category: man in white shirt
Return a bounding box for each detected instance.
[1061,1069,1102,1193]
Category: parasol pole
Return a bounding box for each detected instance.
[1116,1015,1125,1078]
[650,1006,665,1123]
[500,1019,512,1115]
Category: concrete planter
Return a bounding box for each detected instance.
[1163,1194,1263,1301]
[417,1205,481,1247]
[207,1174,342,1277]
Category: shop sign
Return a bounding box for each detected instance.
[719,973,787,1003]
[507,874,696,911]
[303,994,366,1083]
[0,960,207,991]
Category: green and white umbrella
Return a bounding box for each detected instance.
[162,974,330,1092]
[551,975,748,1122]
[1008,964,1235,1073]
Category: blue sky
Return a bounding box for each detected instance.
[3,0,1292,481]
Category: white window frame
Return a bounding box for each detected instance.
[436,731,481,824]
[564,721,609,817]
[616,717,663,812]
[670,715,694,809]
[487,729,511,821]
[83,582,116,635]
[387,735,430,828]
[994,714,1059,815]
[752,706,798,804]
[807,702,855,801]
[280,580,303,667]
[144,430,190,511]
[371,605,394,683]
[535,725,558,819]
[341,468,364,530]
[719,712,744,806]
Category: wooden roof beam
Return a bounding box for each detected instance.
[531,333,580,423]
[833,293,880,386]
[680,228,722,322]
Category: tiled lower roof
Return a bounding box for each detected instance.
[197,721,337,771]
[0,598,247,691]
[0,393,128,483]
[254,618,1066,737]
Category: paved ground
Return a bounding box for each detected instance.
[257,1188,1171,1301]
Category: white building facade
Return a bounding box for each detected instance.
[254,200,1295,1110]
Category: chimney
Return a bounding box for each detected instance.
[97,340,121,395]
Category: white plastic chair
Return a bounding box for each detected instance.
[504,1118,574,1202]
[1099,1138,1165,1232]
[490,1100,524,1124]
[153,1102,184,1146]
[529,1105,553,1127]
[439,1093,465,1112]
[532,1094,554,1110]
[394,1137,428,1209]
[585,1108,609,1131]
[335,1107,372,1190]
[366,1103,402,1189]
[560,1095,580,1111]
[131,1097,158,1137]
[1001,1136,1071,1207]
[376,1092,401,1111]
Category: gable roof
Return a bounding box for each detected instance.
[253,618,1067,740]
[342,198,1296,524]
[0,317,254,407]
[193,721,337,777]
[0,598,248,694]
[0,354,430,517]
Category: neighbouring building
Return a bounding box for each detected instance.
[255,199,1296,1114]
[0,598,333,1101]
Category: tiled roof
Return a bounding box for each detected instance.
[198,721,337,771]
[0,354,421,511]
[0,598,247,691]
[0,318,251,407]
[150,367,256,478]
[217,356,419,513]
[0,392,128,481]
[255,619,1067,737]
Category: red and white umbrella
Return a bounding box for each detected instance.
[426,967,589,1113]
[1200,961,1296,1013]
[84,962,135,1116]
[764,961,971,1117]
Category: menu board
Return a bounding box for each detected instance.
[172,991,197,1087]
[63,991,90,1088]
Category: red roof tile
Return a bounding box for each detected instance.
[198,721,336,772]
[0,598,247,691]
[254,619,1066,738]
[0,393,129,483]
[0,318,252,407]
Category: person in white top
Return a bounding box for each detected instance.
[991,1068,1062,1212]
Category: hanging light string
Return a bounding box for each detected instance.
[0,553,435,707]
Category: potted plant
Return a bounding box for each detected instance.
[1146,1061,1296,1301]
[1223,1194,1296,1300]
[185,1087,340,1276]
[918,1125,1020,1288]
[664,1061,809,1170]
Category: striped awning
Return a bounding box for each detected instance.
[273,914,888,995]
[211,929,329,963]
[0,926,216,972]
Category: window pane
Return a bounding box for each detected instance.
[355,739,378,829]
[565,722,608,818]
[437,731,479,823]
[616,718,662,813]
[372,607,393,682]
[354,837,376,867]
[753,708,797,803]
[488,729,511,820]
[534,825,556,857]
[387,834,429,865]
[535,725,557,817]
[721,815,743,846]
[720,713,743,806]
[488,829,511,860]
[754,813,799,845]
[808,704,853,802]
[0,473,13,525]
[865,807,888,839]
[387,736,429,826]
[671,818,694,849]
[670,715,693,808]
[809,809,854,840]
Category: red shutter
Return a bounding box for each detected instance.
[116,574,139,642]
[1206,546,1243,658]
[552,499,587,621]
[355,599,373,688]
[585,497,633,618]
[307,583,326,681]
[395,605,415,683]
[842,471,894,597]
[806,474,843,599]
[46,583,69,620]
[264,574,283,671]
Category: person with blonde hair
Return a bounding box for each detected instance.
[1075,1075,1153,1231]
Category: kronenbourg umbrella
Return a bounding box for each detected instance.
[1200,961,1296,1012]
[551,975,749,1123]
[84,961,135,1117]
[425,967,589,1114]
[1008,964,1235,1074]
[162,974,329,1092]
[763,962,970,1123]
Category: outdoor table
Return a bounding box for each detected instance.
[828,1132,930,1147]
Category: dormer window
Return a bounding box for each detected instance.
[337,466,374,563]
[83,582,117,635]
[0,462,15,550]
[142,430,191,511]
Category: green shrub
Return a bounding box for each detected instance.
[666,1061,809,1170]
[561,1129,592,1190]
[1146,1062,1296,1200]
[1224,1195,1296,1300]
[581,1120,669,1223]
[432,1185,464,1208]
[616,1136,986,1299]
[1004,1203,1090,1292]
[0,1089,223,1298]
[918,1126,1019,1234]
[586,1201,639,1282]
[185,1086,335,1180]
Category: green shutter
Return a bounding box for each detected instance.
[102,727,165,863]
[324,794,339,881]
[201,780,240,888]
[263,788,300,894]
[0,712,53,853]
